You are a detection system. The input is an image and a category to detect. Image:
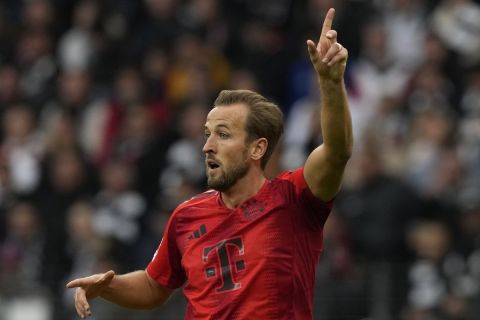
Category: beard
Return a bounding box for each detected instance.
[206,154,249,192]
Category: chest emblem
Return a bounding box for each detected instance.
[240,199,265,220]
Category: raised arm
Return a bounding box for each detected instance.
[66,270,173,319]
[304,8,353,202]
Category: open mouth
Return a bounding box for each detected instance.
[206,160,220,170]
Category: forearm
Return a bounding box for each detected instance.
[318,78,353,161]
[100,270,171,309]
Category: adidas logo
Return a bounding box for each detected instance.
[188,224,207,240]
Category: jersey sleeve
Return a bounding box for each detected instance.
[279,167,334,228]
[146,211,186,289]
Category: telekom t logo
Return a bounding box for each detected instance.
[203,237,245,292]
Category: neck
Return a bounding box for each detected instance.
[220,167,266,209]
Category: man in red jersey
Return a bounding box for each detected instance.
[67,8,352,320]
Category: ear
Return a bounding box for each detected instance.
[250,138,268,161]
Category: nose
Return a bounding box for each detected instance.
[202,135,216,154]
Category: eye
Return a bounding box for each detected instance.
[219,132,229,139]
[204,132,211,139]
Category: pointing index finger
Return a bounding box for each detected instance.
[66,278,83,288]
[321,8,335,38]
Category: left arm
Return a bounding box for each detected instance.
[304,8,353,202]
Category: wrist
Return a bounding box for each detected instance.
[100,276,116,299]
[318,76,344,88]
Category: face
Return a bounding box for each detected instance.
[203,104,251,191]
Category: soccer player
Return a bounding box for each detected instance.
[67,8,352,319]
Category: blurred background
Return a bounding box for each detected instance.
[0,0,480,319]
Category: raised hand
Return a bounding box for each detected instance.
[66,270,115,319]
[307,8,348,82]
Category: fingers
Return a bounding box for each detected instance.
[328,47,348,66]
[66,278,84,289]
[308,29,337,55]
[68,271,114,318]
[309,7,347,76]
[104,270,115,282]
[68,270,114,288]
[94,270,115,287]
[322,42,344,65]
[307,38,346,67]
[307,40,319,63]
[325,30,337,43]
[74,287,92,319]
[320,8,335,38]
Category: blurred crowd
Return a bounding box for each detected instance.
[0,0,480,319]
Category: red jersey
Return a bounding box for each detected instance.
[147,168,333,319]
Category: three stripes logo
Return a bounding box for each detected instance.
[188,224,207,240]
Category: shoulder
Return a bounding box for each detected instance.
[172,189,219,216]
[260,168,305,202]
[274,167,334,226]
[274,167,306,188]
[272,167,332,204]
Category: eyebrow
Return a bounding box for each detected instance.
[216,124,230,130]
[204,123,231,131]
